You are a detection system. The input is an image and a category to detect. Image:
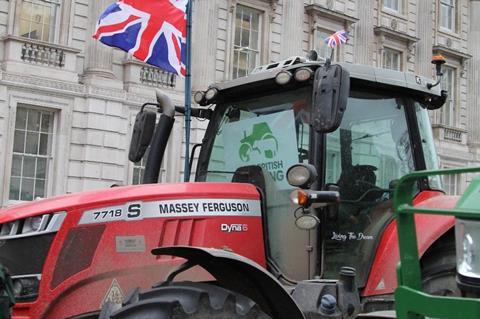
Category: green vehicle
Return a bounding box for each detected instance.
[0,264,14,319]
[393,167,480,319]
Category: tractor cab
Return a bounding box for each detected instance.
[182,58,446,284]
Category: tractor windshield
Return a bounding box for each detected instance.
[197,86,317,280]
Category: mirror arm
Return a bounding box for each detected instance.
[140,103,212,120]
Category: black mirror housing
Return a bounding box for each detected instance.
[311,64,350,133]
[425,90,448,110]
[128,110,156,163]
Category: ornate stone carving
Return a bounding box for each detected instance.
[0,72,84,94]
[140,66,176,88]
[390,18,398,30]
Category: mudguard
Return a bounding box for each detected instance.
[363,191,457,296]
[152,246,305,319]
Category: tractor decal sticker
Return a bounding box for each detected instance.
[330,231,374,241]
[101,278,124,307]
[115,235,146,253]
[79,198,261,224]
[239,122,279,162]
[223,110,298,190]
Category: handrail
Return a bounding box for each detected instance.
[393,166,480,319]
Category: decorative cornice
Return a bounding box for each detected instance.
[305,4,358,26]
[0,71,162,105]
[373,26,419,44]
[0,71,85,94]
[432,45,472,64]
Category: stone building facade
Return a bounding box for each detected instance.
[0,0,478,207]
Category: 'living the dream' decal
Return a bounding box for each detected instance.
[79,198,261,224]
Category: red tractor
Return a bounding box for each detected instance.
[0,55,456,319]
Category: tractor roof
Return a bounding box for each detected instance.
[213,56,442,98]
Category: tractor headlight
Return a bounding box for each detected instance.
[456,218,480,293]
[22,216,45,234]
[11,275,40,302]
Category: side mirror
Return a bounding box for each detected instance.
[425,90,447,110]
[128,109,156,163]
[311,64,350,133]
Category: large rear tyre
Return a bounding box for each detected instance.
[104,282,271,319]
[421,236,460,297]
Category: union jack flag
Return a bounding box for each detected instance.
[93,0,188,77]
[325,30,349,49]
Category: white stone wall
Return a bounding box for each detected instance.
[0,0,479,206]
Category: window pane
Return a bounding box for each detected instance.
[9,177,21,200]
[251,30,259,50]
[383,48,401,71]
[241,29,250,47]
[13,130,26,153]
[10,106,54,201]
[440,67,456,126]
[21,178,34,201]
[39,133,49,155]
[15,108,27,129]
[316,31,332,60]
[34,179,45,198]
[23,156,36,178]
[11,155,23,177]
[25,132,39,154]
[384,0,399,11]
[232,5,262,79]
[19,0,59,42]
[27,109,41,131]
[41,113,52,133]
[36,158,46,179]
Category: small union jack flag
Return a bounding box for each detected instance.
[93,0,188,77]
[325,30,349,49]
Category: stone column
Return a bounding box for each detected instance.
[468,0,480,147]
[354,0,374,65]
[280,0,304,58]
[84,0,115,80]
[415,0,434,77]
[191,0,218,90]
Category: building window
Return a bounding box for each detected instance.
[440,66,456,126]
[10,106,54,201]
[440,0,456,32]
[19,0,60,42]
[382,48,402,71]
[132,148,150,185]
[443,168,462,195]
[315,30,333,60]
[232,5,262,79]
[384,0,401,12]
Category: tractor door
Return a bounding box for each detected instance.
[323,89,416,287]
[196,86,319,281]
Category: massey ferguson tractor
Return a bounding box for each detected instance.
[0,54,462,319]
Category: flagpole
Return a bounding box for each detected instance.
[183,0,193,182]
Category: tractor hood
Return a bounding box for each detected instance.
[0,182,260,224]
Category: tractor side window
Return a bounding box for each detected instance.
[324,92,414,286]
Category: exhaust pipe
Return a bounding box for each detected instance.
[142,90,176,184]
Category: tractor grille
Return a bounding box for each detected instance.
[0,212,65,276]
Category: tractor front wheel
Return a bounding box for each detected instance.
[104,282,271,319]
[421,237,460,297]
